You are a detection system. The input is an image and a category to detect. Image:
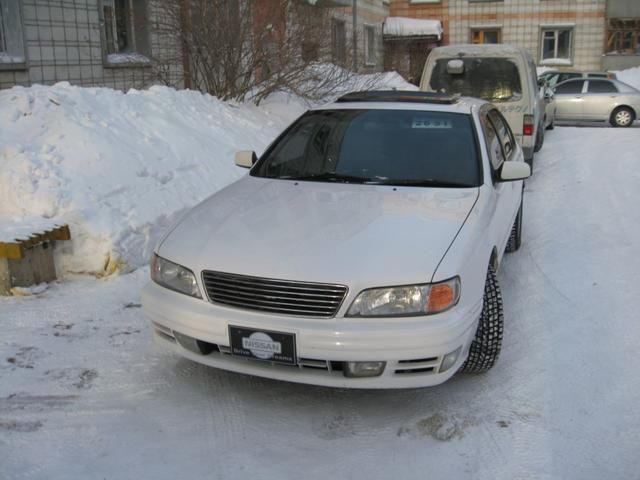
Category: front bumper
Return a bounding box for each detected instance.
[142,281,482,389]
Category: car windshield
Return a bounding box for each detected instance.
[430,57,523,102]
[251,109,480,187]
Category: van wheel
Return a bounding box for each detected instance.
[534,125,544,152]
[610,107,635,127]
[546,115,555,130]
[460,267,504,373]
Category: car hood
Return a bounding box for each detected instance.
[159,176,479,288]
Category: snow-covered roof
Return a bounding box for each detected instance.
[383,17,442,40]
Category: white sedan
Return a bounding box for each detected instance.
[142,91,530,389]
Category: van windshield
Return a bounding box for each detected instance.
[430,58,523,102]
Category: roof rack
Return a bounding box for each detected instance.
[336,90,461,105]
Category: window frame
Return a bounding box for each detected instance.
[606,18,640,55]
[100,0,151,68]
[331,18,347,66]
[488,109,516,163]
[586,80,618,94]
[471,28,502,44]
[0,1,27,71]
[480,111,507,175]
[553,79,586,95]
[540,26,574,65]
[364,24,377,67]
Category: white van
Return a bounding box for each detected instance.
[419,44,545,167]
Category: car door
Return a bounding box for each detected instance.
[553,79,587,120]
[482,109,520,254]
[583,80,619,121]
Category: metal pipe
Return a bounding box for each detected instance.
[352,0,357,71]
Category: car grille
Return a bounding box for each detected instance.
[201,271,348,318]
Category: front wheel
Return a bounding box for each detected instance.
[610,107,635,128]
[460,267,504,374]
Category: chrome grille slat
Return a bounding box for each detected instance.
[210,293,336,312]
[202,271,347,318]
[203,271,344,292]
[209,286,343,305]
[208,283,345,299]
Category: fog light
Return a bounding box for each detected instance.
[173,331,216,355]
[439,346,462,373]
[343,361,386,378]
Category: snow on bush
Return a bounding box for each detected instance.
[0,73,413,275]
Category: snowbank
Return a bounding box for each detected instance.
[0,74,414,275]
[614,65,640,90]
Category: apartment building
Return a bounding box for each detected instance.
[0,0,392,91]
[0,0,183,91]
[387,0,640,77]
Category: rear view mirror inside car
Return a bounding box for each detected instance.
[446,59,464,75]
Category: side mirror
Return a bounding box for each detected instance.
[235,150,257,169]
[499,161,530,182]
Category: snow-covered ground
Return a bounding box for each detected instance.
[2,124,640,478]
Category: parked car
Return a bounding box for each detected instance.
[538,70,617,88]
[542,83,556,130]
[419,44,544,168]
[552,78,640,127]
[142,91,531,389]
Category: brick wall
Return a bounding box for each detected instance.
[389,0,606,70]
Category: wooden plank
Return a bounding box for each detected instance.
[0,243,23,259]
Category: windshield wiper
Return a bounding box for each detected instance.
[287,173,383,184]
[385,179,474,188]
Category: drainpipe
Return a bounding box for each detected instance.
[352,0,357,71]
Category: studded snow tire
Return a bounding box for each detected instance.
[460,266,504,373]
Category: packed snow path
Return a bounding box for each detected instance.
[1,125,639,479]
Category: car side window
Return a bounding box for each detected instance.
[587,80,618,93]
[554,80,584,94]
[481,113,506,174]
[488,110,515,161]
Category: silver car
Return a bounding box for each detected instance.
[539,70,616,88]
[553,78,640,127]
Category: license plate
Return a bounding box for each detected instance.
[228,326,297,365]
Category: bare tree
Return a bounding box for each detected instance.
[153,0,360,104]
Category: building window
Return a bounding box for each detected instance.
[0,1,26,68]
[540,27,573,63]
[471,29,501,44]
[364,25,376,66]
[606,19,640,55]
[102,0,150,64]
[332,18,346,66]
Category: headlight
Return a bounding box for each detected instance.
[150,254,201,298]
[346,277,460,317]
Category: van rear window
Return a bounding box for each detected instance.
[430,58,523,102]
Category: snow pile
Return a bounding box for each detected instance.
[0,217,66,243]
[0,74,414,275]
[384,17,442,40]
[0,83,307,274]
[614,65,640,90]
